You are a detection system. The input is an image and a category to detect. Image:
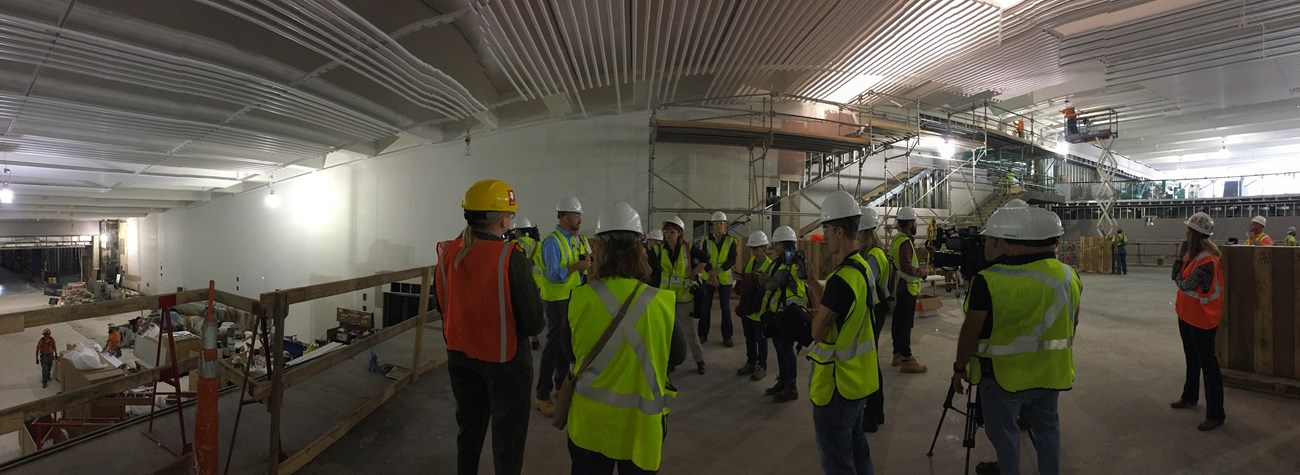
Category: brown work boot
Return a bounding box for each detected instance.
[535,399,555,417]
[899,357,928,373]
[892,354,903,367]
[1197,419,1223,431]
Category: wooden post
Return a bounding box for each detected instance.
[411,267,433,382]
[263,291,288,475]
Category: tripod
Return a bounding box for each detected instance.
[926,384,1038,475]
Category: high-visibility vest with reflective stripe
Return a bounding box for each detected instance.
[964,259,1080,392]
[740,256,773,321]
[1286,235,1298,246]
[865,247,892,303]
[1174,251,1224,330]
[514,236,544,289]
[538,229,585,302]
[567,278,677,472]
[435,238,518,363]
[657,245,694,303]
[889,233,922,297]
[761,262,808,316]
[807,253,880,405]
[1247,233,1272,246]
[705,235,738,285]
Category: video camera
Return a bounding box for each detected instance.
[931,225,991,280]
[781,249,809,280]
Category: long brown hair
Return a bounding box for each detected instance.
[858,228,884,254]
[593,231,651,281]
[1186,228,1221,261]
[455,211,510,268]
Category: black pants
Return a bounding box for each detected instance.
[698,284,733,341]
[1112,247,1127,274]
[1178,319,1225,421]
[449,357,533,475]
[537,299,570,400]
[568,438,656,474]
[891,290,917,358]
[864,303,887,427]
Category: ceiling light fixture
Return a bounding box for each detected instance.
[264,172,281,209]
[0,168,13,204]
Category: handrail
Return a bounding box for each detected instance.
[2,289,211,333]
[280,266,428,305]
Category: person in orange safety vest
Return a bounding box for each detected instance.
[1169,212,1226,431]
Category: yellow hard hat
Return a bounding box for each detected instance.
[461,179,518,212]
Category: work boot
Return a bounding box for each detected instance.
[765,379,787,396]
[723,338,735,348]
[697,361,706,375]
[975,462,999,475]
[750,366,766,381]
[1169,400,1197,409]
[736,363,755,376]
[774,384,799,403]
[892,354,903,367]
[535,399,555,418]
[899,356,928,373]
[42,381,48,389]
[1197,419,1223,431]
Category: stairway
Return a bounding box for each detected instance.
[952,188,1024,229]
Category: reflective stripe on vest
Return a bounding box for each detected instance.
[761,262,807,313]
[436,239,516,362]
[975,264,1076,357]
[1179,252,1223,305]
[807,253,880,405]
[538,229,581,301]
[865,248,891,304]
[808,255,878,362]
[888,233,922,295]
[706,236,737,285]
[658,245,693,302]
[575,281,673,415]
[744,256,772,275]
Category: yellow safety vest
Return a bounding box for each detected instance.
[759,262,807,320]
[538,229,587,302]
[963,258,1080,392]
[514,236,543,289]
[657,245,694,303]
[741,256,773,321]
[704,235,738,285]
[567,278,677,471]
[1286,235,1297,246]
[865,247,892,303]
[807,253,880,405]
[888,232,922,297]
[1247,233,1271,246]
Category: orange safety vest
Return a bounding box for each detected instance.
[1246,233,1272,246]
[436,237,518,363]
[107,331,121,351]
[1174,251,1224,330]
[37,336,57,355]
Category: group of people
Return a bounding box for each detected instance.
[1109,214,1297,275]
[434,178,1232,475]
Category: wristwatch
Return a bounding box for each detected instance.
[952,362,966,373]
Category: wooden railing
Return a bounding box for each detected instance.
[0,265,440,474]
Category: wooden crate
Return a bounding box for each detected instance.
[1076,237,1113,273]
[1216,246,1300,398]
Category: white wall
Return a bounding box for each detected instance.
[131,114,993,340]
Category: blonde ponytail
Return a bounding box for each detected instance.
[455,225,475,269]
[455,211,509,268]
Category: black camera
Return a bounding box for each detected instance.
[782,249,808,279]
[931,226,990,280]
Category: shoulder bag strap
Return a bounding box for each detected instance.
[574,282,645,376]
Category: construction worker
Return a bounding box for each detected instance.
[1061,100,1079,135]
[857,207,892,433]
[434,179,544,475]
[803,191,880,474]
[1170,212,1226,431]
[646,229,664,250]
[736,230,773,381]
[950,204,1081,475]
[508,218,544,351]
[535,196,591,417]
[105,324,123,358]
[763,225,808,402]
[888,207,928,373]
[1284,226,1297,246]
[1246,216,1273,246]
[697,211,738,347]
[649,216,708,374]
[36,329,58,388]
[1108,226,1128,275]
[564,201,685,473]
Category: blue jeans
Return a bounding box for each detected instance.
[741,318,767,367]
[773,335,797,381]
[698,284,733,340]
[812,392,874,475]
[40,354,55,384]
[537,299,570,400]
[1112,247,1127,274]
[979,375,1061,475]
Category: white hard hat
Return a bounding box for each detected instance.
[556,196,583,213]
[1289,226,1297,233]
[647,229,664,241]
[595,201,642,235]
[1003,199,1029,209]
[820,191,862,223]
[747,231,770,247]
[772,226,798,243]
[1185,212,1214,236]
[664,216,686,231]
[982,207,1062,240]
[511,217,533,230]
[896,207,918,221]
[711,211,727,222]
[1251,215,1267,227]
[858,207,880,231]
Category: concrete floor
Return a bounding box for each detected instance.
[4,266,1299,473]
[306,267,1300,474]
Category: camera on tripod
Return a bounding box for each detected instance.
[930,225,991,281]
[781,249,808,280]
